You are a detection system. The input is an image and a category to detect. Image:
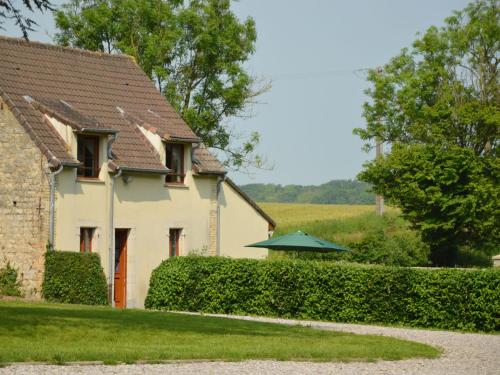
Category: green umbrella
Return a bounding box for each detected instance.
[246,231,348,253]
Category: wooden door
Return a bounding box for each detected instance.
[114,229,128,308]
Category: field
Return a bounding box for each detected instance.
[261,202,402,244]
[259,202,430,266]
[260,203,398,227]
[0,301,439,363]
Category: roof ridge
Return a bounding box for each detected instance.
[0,34,133,60]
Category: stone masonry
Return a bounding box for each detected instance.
[0,100,50,297]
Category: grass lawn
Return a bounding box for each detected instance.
[0,300,439,364]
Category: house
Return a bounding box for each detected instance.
[0,36,275,308]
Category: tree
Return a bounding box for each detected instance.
[0,0,53,39]
[354,0,499,266]
[55,0,268,170]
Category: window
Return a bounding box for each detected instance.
[165,143,185,184]
[77,135,100,178]
[80,227,95,253]
[169,228,182,257]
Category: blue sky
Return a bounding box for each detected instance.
[2,0,470,185]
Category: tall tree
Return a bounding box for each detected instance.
[0,0,53,39]
[55,0,268,170]
[354,0,499,266]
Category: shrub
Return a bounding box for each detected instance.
[293,229,431,267]
[274,212,432,267]
[146,256,500,332]
[42,251,108,305]
[0,263,22,297]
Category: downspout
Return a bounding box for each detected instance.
[107,133,120,306]
[48,161,64,250]
[215,175,226,256]
[108,167,122,306]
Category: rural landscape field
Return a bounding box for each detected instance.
[260,202,396,227]
[259,202,430,266]
[259,201,493,268]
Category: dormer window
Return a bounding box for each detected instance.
[165,143,185,184]
[77,135,100,178]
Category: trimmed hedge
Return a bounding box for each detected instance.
[43,251,108,305]
[145,256,500,332]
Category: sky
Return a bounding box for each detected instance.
[1,0,470,185]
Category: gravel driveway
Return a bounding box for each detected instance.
[2,313,499,375]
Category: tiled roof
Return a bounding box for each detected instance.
[30,97,115,133]
[192,144,226,175]
[0,35,207,172]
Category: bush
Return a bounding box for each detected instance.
[274,212,432,267]
[0,263,22,297]
[293,230,431,267]
[42,251,108,305]
[146,256,500,332]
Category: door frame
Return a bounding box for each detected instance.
[169,228,182,257]
[114,229,128,308]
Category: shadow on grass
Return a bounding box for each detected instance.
[0,302,346,339]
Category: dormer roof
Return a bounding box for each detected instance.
[0,35,211,173]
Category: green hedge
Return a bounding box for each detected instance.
[145,256,500,332]
[42,251,108,305]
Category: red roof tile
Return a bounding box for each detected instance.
[192,144,226,175]
[0,36,202,171]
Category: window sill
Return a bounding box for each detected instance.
[76,177,105,184]
[164,183,189,189]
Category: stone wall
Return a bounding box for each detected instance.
[0,100,50,297]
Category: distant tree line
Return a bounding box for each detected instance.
[240,180,374,204]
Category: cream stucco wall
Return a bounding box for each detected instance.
[54,169,271,308]
[53,141,219,307]
[2,103,272,307]
[219,181,269,259]
[113,173,215,307]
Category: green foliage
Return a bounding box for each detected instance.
[241,179,374,204]
[275,212,431,267]
[42,251,108,305]
[354,0,499,265]
[146,256,500,332]
[355,0,499,152]
[0,263,22,297]
[0,0,53,40]
[55,0,266,170]
[359,144,499,266]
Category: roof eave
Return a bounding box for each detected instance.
[164,135,201,143]
[118,166,171,175]
[1,91,79,167]
[193,169,227,176]
[61,161,81,168]
[75,128,119,135]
